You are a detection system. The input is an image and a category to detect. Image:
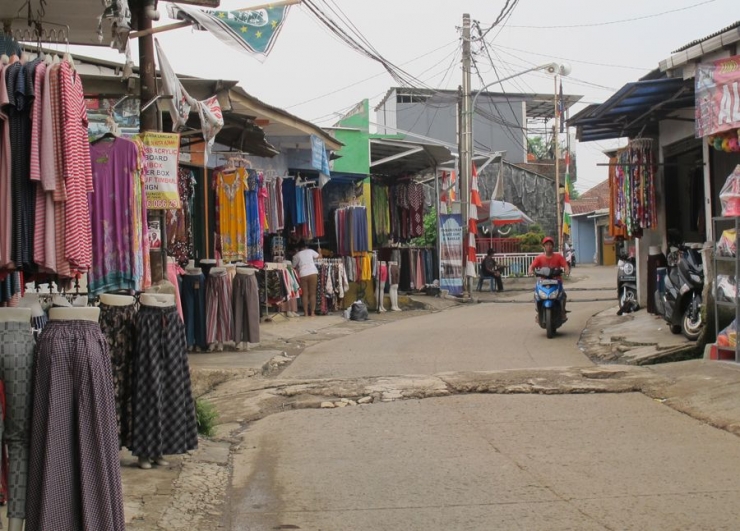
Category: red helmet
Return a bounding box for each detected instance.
[542,236,555,245]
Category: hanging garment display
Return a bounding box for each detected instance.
[181,271,208,350]
[408,182,425,238]
[372,184,391,245]
[245,170,264,265]
[166,167,196,266]
[232,270,261,345]
[612,139,657,239]
[99,302,137,449]
[0,320,35,521]
[215,167,247,262]
[205,268,233,346]
[335,206,369,255]
[131,304,198,459]
[27,320,125,531]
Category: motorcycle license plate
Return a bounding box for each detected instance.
[621,276,636,282]
[539,280,558,285]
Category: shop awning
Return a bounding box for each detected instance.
[569,77,695,142]
[370,139,452,175]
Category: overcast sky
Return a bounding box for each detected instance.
[80,0,735,192]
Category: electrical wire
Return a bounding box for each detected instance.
[502,0,717,29]
[490,43,653,72]
[475,0,521,41]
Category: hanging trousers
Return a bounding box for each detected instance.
[0,322,34,519]
[27,320,125,531]
[232,272,261,344]
[206,269,233,344]
[181,273,207,349]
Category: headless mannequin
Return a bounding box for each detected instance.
[389,261,401,312]
[99,294,135,307]
[0,309,31,531]
[49,306,101,321]
[185,268,203,352]
[235,268,256,350]
[136,295,174,469]
[377,261,388,313]
[208,268,227,352]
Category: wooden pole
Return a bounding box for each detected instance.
[129,0,303,39]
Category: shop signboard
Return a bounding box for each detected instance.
[139,132,182,210]
[439,213,464,296]
[696,54,740,137]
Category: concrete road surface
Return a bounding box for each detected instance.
[226,267,740,530]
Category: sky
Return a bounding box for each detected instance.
[77,0,737,192]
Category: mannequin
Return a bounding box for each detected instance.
[199,258,217,277]
[205,267,232,352]
[377,261,388,313]
[389,261,401,312]
[233,267,259,350]
[0,309,32,531]
[99,294,135,306]
[49,306,101,321]
[182,267,207,351]
[236,267,255,276]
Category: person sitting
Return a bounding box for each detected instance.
[477,249,504,292]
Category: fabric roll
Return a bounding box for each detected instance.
[181,273,207,349]
[232,272,261,344]
[205,270,233,344]
[27,320,125,531]
[98,303,137,449]
[0,321,34,519]
[131,305,198,458]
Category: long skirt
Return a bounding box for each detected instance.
[0,321,34,519]
[98,303,137,449]
[232,272,260,344]
[27,320,125,531]
[131,305,198,458]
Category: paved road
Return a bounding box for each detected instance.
[226,266,740,530]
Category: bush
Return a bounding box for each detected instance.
[196,398,219,437]
[515,224,545,253]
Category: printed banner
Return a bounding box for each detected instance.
[696,54,740,138]
[139,132,182,210]
[439,213,464,296]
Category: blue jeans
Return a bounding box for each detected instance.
[181,273,207,348]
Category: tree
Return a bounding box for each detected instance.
[527,136,548,160]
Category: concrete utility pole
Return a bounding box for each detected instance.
[553,75,562,252]
[460,13,472,294]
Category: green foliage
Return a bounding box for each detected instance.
[515,224,546,253]
[196,398,219,438]
[527,136,548,160]
[569,187,581,200]
[411,208,437,247]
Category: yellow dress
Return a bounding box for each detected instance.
[218,168,247,262]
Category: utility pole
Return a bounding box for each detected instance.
[460,13,472,295]
[136,0,158,132]
[553,74,562,252]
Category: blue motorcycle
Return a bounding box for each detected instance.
[534,267,566,338]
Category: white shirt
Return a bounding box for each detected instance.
[292,249,319,277]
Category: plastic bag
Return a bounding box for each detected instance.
[349,301,369,321]
[717,319,737,348]
[717,229,737,257]
[719,165,740,216]
[716,275,737,302]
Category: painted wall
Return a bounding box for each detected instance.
[572,215,597,265]
[333,100,371,175]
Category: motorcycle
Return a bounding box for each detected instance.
[565,246,576,268]
[656,244,704,341]
[617,252,637,309]
[533,267,566,339]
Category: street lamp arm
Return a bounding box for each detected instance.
[471,62,568,111]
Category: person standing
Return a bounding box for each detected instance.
[292,242,319,317]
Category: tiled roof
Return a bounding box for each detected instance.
[571,179,609,215]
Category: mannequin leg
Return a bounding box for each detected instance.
[138,456,152,469]
[390,284,401,311]
[377,278,387,312]
[154,456,169,466]
[8,518,23,531]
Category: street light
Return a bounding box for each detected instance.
[469,62,571,249]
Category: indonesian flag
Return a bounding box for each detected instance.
[466,164,482,277]
[562,152,573,239]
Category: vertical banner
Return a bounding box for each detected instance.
[696,54,740,137]
[439,213,464,296]
[139,132,182,210]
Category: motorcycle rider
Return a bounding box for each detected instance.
[528,236,571,322]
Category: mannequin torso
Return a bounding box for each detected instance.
[99,294,135,306]
[0,308,32,323]
[140,294,176,307]
[49,307,101,322]
[236,267,256,276]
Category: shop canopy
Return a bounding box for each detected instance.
[569,74,695,142]
[477,200,534,227]
[370,139,452,176]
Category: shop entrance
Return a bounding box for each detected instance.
[664,145,704,244]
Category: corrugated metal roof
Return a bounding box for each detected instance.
[672,20,740,53]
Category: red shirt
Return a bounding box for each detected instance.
[531,253,567,272]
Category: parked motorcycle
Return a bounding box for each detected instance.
[617,252,637,309]
[533,267,566,339]
[565,246,576,268]
[655,245,704,341]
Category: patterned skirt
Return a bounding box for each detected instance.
[131,305,198,457]
[27,320,125,531]
[99,303,137,449]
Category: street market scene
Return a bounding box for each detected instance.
[2,0,740,529]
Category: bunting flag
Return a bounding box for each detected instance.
[562,152,573,239]
[466,164,482,278]
[167,3,291,59]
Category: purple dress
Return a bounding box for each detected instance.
[88,137,138,294]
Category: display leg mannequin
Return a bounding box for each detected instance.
[389,261,401,311]
[0,307,33,531]
[136,296,176,470]
[377,261,387,313]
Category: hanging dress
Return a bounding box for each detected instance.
[217,168,247,262]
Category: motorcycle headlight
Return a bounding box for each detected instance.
[622,263,634,275]
[549,290,560,300]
